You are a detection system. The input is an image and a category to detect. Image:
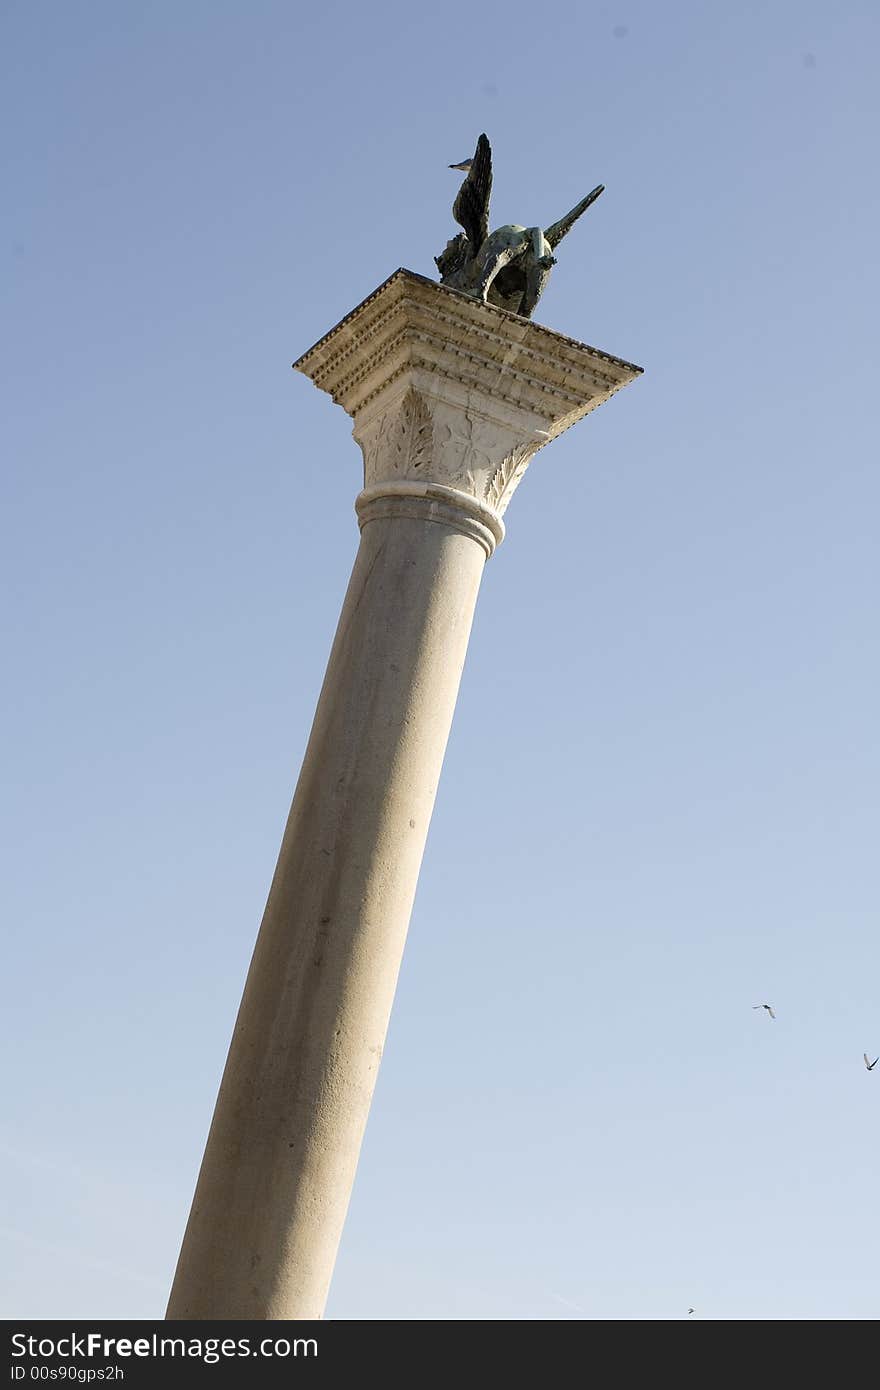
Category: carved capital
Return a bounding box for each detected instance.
[356,387,435,486]
[293,269,642,543]
[353,386,542,520]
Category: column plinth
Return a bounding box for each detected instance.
[166,270,641,1320]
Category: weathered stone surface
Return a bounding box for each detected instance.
[167,512,484,1319]
[294,268,642,527]
[166,273,641,1321]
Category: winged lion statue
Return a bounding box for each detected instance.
[434,134,604,319]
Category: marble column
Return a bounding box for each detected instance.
[166,270,641,1320]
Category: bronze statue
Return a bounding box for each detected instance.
[435,133,604,319]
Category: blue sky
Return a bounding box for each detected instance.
[3,0,879,1320]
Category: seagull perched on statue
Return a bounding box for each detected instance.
[753,1003,776,1019]
[864,1053,878,1071]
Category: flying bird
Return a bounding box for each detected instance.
[864,1053,878,1071]
[688,1307,695,1315]
[753,1004,776,1019]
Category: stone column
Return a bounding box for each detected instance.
[166,270,641,1320]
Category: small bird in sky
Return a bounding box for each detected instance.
[753,1004,776,1019]
[688,1307,695,1315]
[449,155,474,172]
[864,1053,878,1071]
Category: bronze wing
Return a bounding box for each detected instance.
[452,133,493,256]
[545,184,604,250]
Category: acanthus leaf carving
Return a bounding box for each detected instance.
[359,388,437,486]
[484,442,537,515]
[358,391,544,517]
[386,388,434,474]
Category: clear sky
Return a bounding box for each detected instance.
[3,0,879,1321]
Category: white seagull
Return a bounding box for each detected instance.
[753,1003,776,1019]
[864,1053,878,1071]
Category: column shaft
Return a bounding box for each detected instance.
[167,502,486,1319]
